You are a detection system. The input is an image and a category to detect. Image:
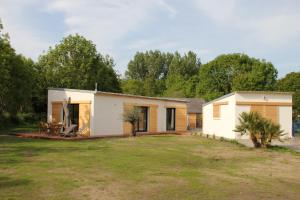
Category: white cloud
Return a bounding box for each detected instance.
[0,0,52,59]
[194,0,300,47]
[194,0,237,23]
[46,0,162,55]
[127,38,178,51]
[158,0,177,18]
[1,0,176,58]
[248,14,300,46]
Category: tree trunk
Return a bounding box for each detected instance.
[250,133,261,148]
[260,135,268,148]
[132,123,136,137]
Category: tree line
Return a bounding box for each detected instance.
[0,19,299,127]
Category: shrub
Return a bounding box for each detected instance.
[234,111,285,148]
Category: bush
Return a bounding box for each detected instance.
[0,112,12,127]
[0,112,41,127]
[235,111,285,148]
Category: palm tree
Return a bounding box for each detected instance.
[260,119,285,147]
[235,111,285,148]
[234,111,263,148]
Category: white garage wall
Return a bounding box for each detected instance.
[235,105,251,139]
[235,92,293,139]
[279,106,293,138]
[203,92,293,140]
[203,94,236,139]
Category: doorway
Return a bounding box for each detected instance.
[135,106,148,132]
[166,108,176,131]
[68,104,79,130]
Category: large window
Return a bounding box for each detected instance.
[166,108,176,131]
[135,106,148,132]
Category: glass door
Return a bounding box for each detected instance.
[135,106,148,132]
[68,104,79,129]
[166,108,176,131]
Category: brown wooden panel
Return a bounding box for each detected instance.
[79,103,91,137]
[123,103,134,135]
[176,107,187,131]
[250,105,264,115]
[213,101,228,106]
[213,104,220,118]
[52,103,62,123]
[250,105,278,124]
[237,101,292,106]
[149,106,157,132]
[52,100,91,104]
[188,113,197,129]
[265,106,278,123]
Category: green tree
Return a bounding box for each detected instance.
[277,72,300,119]
[36,34,121,114]
[0,19,36,125]
[0,20,12,116]
[38,34,120,91]
[121,79,145,96]
[164,51,201,97]
[124,50,172,96]
[124,50,201,97]
[197,53,277,101]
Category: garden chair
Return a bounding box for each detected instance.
[60,124,78,137]
[49,123,63,135]
[38,122,49,134]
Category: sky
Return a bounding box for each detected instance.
[0,0,300,77]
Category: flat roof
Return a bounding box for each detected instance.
[48,88,189,103]
[203,91,293,106]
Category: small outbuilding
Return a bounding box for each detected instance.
[48,88,188,137]
[202,91,293,139]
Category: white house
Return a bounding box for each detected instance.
[202,91,293,139]
[47,88,188,137]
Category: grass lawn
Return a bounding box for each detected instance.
[0,133,300,200]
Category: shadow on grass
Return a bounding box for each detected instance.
[0,124,38,135]
[0,176,31,188]
[0,135,100,166]
[267,145,300,154]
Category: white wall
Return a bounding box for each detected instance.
[47,90,94,132]
[203,94,236,139]
[92,95,186,136]
[235,93,292,103]
[235,93,293,138]
[203,92,293,139]
[278,106,293,138]
[235,105,251,139]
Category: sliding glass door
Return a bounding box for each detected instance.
[166,108,176,131]
[135,106,148,132]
